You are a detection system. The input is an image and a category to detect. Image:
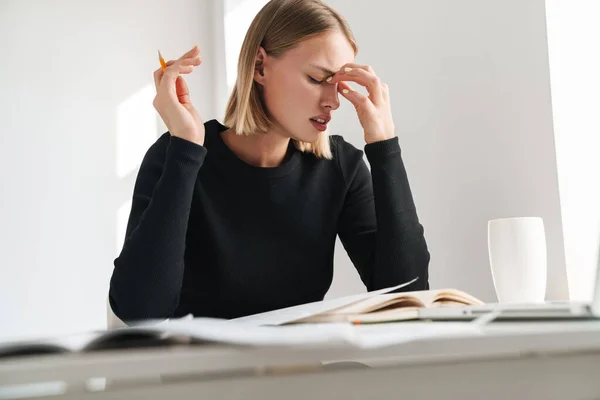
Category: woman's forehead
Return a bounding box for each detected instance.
[281,32,355,70]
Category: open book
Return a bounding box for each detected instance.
[232,278,421,325]
[285,288,484,324]
[233,282,485,326]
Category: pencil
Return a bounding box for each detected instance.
[158,49,166,71]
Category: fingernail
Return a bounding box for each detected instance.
[344,67,353,72]
[342,89,349,94]
[326,76,332,82]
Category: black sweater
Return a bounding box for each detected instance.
[109,119,430,322]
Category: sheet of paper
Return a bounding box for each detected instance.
[137,317,481,349]
[231,278,419,326]
[351,322,483,349]
[136,318,359,347]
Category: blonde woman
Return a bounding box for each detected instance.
[110,0,430,323]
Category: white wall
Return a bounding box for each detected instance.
[0,0,217,340]
[0,0,576,340]
[323,0,569,302]
[545,0,600,301]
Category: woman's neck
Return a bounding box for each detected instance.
[221,128,292,168]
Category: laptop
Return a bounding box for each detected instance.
[419,243,600,321]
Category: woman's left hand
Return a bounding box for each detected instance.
[327,64,395,144]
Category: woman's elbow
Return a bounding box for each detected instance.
[108,271,177,323]
[108,290,175,324]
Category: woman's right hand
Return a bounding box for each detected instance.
[153,45,205,146]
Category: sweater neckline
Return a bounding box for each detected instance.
[206,119,302,179]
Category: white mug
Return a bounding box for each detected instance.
[487,217,547,303]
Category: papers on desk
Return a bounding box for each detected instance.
[0,317,482,359]
[0,280,488,358]
[136,318,482,349]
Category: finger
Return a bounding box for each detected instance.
[338,81,371,110]
[179,55,202,67]
[381,82,390,102]
[159,63,195,95]
[329,68,384,105]
[153,60,177,90]
[341,63,375,75]
[175,76,191,104]
[178,45,200,60]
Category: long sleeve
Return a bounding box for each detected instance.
[336,136,430,292]
[109,133,207,322]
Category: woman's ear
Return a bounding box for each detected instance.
[254,47,268,84]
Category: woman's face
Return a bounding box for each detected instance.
[256,30,355,143]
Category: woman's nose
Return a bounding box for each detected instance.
[321,83,340,110]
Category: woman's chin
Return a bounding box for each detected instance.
[294,128,325,143]
[294,135,318,144]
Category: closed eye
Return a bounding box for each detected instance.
[309,76,324,85]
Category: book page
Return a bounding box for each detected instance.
[326,293,425,315]
[231,278,418,326]
[331,289,449,315]
[321,288,483,317]
[431,289,484,305]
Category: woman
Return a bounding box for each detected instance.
[109,0,430,323]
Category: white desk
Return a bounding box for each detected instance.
[2,320,600,399]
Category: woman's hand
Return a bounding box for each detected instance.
[153,45,205,146]
[327,64,395,144]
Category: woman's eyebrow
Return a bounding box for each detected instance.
[309,64,336,76]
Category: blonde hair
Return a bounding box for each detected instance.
[223,0,358,159]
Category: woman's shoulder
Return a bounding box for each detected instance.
[203,119,226,135]
[329,134,365,166]
[327,134,367,185]
[329,134,362,155]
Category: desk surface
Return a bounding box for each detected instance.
[3,319,600,386]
